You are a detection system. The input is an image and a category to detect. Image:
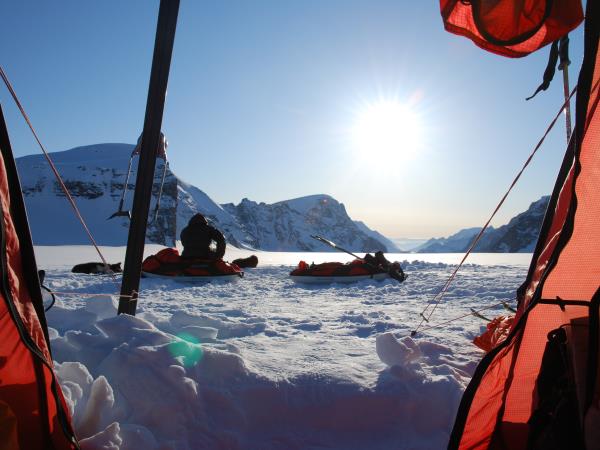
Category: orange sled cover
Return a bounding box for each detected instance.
[142,248,243,277]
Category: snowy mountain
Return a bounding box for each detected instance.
[475,196,549,252]
[415,227,487,253]
[220,195,390,252]
[17,144,177,247]
[17,143,391,252]
[416,196,550,253]
[354,221,401,252]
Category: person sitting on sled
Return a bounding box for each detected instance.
[180,213,226,260]
[364,251,406,282]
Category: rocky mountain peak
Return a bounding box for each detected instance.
[416,196,550,253]
[18,143,393,252]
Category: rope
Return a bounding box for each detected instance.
[411,86,577,337]
[0,66,114,275]
[414,301,508,334]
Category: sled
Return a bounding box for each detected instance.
[289,260,391,284]
[290,272,390,284]
[142,271,242,283]
[141,248,243,283]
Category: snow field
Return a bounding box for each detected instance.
[40,249,528,450]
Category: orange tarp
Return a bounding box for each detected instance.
[472,315,515,353]
[441,0,583,57]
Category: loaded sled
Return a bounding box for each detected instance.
[290,258,405,284]
[142,248,243,282]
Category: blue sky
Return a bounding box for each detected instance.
[0,1,584,239]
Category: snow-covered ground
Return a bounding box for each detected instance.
[36,246,531,450]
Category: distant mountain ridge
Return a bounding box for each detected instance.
[17,143,397,252]
[220,196,393,252]
[416,196,550,253]
[415,227,486,253]
[354,221,401,253]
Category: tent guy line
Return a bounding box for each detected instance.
[0,65,115,277]
[412,84,577,337]
[412,301,508,335]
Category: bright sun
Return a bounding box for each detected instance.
[352,100,422,163]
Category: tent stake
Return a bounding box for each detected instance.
[119,0,180,315]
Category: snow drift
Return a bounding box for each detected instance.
[39,248,527,449]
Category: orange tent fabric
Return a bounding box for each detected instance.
[0,401,19,450]
[441,0,583,57]
[0,105,78,449]
[445,1,599,449]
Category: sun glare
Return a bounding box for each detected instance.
[352,100,423,163]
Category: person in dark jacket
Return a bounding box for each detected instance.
[364,251,406,282]
[180,213,226,260]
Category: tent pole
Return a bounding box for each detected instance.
[119,0,180,315]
